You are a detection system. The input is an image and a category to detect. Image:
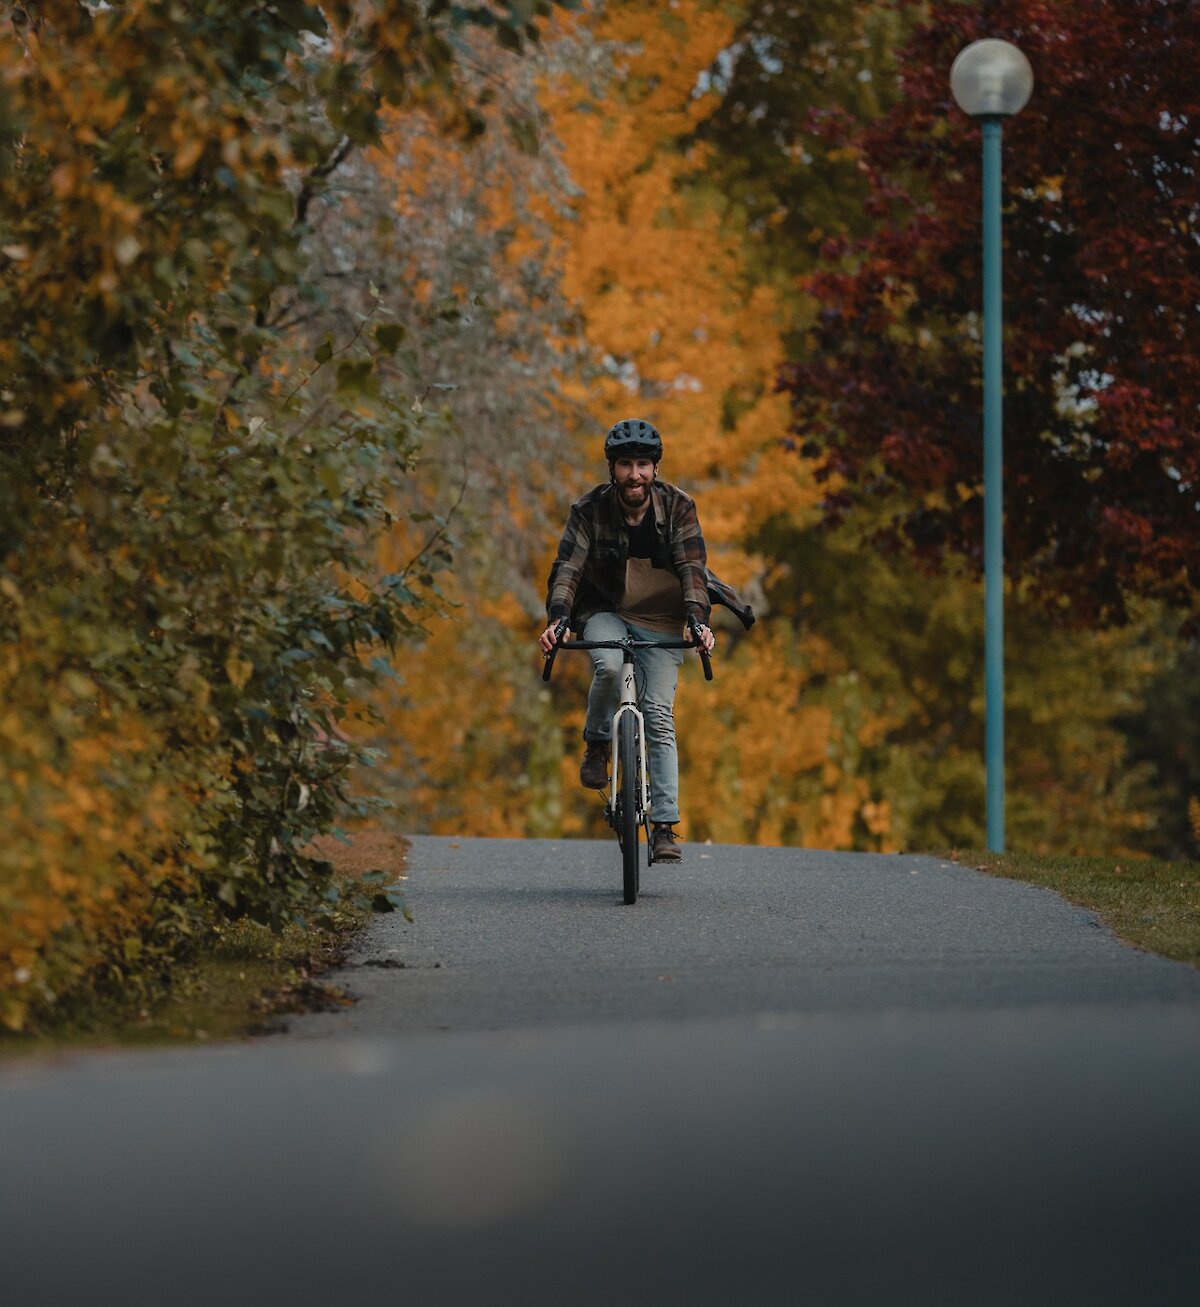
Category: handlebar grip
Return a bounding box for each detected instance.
[688,616,714,682]
[541,619,568,681]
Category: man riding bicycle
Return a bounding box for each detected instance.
[539,419,755,863]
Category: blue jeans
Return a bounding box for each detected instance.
[581,612,685,825]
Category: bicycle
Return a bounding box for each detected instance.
[542,614,713,904]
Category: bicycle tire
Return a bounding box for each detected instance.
[617,711,640,904]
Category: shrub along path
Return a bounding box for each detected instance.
[0,830,408,1056]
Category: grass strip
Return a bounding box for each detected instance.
[951,850,1200,971]
[0,828,408,1057]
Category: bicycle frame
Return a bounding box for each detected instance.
[541,617,712,901]
[609,649,650,819]
[542,624,710,820]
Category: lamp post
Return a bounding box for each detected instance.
[950,39,1033,854]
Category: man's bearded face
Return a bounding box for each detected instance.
[612,456,656,510]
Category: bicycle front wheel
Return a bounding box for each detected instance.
[617,711,641,904]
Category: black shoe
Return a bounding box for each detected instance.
[580,742,609,789]
[651,823,682,862]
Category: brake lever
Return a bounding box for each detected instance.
[687,616,714,682]
[541,618,569,682]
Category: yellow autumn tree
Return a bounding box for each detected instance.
[536,0,897,847]
[345,24,590,836]
[359,0,889,848]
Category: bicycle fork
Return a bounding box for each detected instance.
[609,653,650,822]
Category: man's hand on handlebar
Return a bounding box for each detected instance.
[539,620,570,655]
[541,616,712,656]
[687,619,716,654]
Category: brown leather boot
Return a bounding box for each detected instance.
[579,741,609,789]
[651,823,682,862]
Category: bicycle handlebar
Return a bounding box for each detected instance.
[686,616,715,681]
[542,616,714,682]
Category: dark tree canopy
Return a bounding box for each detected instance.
[691,1,912,283]
[780,0,1200,632]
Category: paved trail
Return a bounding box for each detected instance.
[4,837,1199,1306]
[297,836,1200,1031]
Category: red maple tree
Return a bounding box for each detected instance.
[782,0,1200,632]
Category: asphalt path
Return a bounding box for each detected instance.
[4,836,1200,1306]
[297,836,1200,1030]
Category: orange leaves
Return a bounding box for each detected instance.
[577,0,736,141]
[49,163,77,201]
[173,136,206,177]
[674,625,895,849]
[528,4,849,842]
[355,3,844,848]
[224,651,254,691]
[0,646,201,1030]
[0,516,218,1030]
[539,0,812,523]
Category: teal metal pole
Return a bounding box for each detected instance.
[981,116,1005,851]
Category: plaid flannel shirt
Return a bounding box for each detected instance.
[546,480,755,633]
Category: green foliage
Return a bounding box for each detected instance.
[693,1,914,286]
[1117,642,1200,860]
[0,840,395,1052]
[754,515,1166,856]
[0,0,567,1028]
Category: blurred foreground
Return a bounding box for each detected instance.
[4,837,1199,1305]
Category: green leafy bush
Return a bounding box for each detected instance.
[0,0,560,1029]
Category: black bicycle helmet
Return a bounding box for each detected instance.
[604,418,663,462]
